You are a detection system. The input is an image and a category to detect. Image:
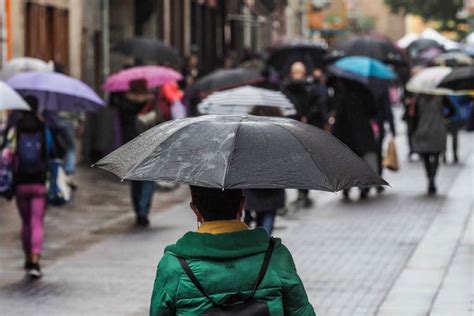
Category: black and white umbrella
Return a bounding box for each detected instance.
[197,86,296,116]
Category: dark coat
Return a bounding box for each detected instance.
[282,79,327,128]
[114,95,147,144]
[332,79,378,156]
[412,95,454,154]
[244,189,285,212]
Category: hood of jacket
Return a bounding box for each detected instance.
[164,228,281,260]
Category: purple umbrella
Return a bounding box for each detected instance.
[7,72,104,112]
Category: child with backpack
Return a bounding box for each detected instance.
[7,96,65,279]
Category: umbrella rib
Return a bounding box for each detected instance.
[119,120,198,181]
[272,122,334,192]
[221,116,245,189]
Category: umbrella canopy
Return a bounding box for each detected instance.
[102,66,182,92]
[327,36,406,65]
[438,66,474,92]
[328,56,396,80]
[95,115,386,191]
[197,86,296,116]
[1,57,53,80]
[328,56,396,97]
[113,37,181,66]
[406,67,456,95]
[406,39,444,59]
[433,52,472,67]
[192,68,264,95]
[7,72,104,112]
[0,81,30,111]
[267,41,327,76]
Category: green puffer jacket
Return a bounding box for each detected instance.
[150,228,315,316]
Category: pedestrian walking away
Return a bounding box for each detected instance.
[243,106,286,234]
[149,186,315,315]
[412,94,456,195]
[330,78,379,200]
[114,79,158,227]
[2,95,66,279]
[282,62,328,208]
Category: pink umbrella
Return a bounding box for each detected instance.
[102,66,182,92]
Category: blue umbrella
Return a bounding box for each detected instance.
[7,72,104,112]
[328,56,396,97]
[329,56,396,80]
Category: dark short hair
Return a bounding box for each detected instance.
[24,95,39,113]
[190,186,243,221]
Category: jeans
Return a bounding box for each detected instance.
[256,210,276,235]
[130,181,155,218]
[15,184,47,255]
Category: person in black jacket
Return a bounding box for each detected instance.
[114,79,157,227]
[282,62,328,208]
[331,78,378,200]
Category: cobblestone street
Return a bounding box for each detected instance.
[1,129,472,316]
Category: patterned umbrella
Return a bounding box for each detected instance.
[197,86,296,116]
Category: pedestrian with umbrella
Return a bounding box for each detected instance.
[2,95,67,279]
[406,68,458,194]
[328,56,396,199]
[95,114,385,315]
[103,65,182,226]
[282,61,328,208]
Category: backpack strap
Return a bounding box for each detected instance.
[251,237,275,297]
[178,257,220,307]
[177,237,276,306]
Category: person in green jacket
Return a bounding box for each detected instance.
[150,186,315,315]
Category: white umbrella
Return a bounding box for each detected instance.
[397,33,420,49]
[421,28,460,51]
[0,81,29,110]
[197,85,296,116]
[406,66,461,95]
[1,57,53,80]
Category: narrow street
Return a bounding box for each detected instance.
[1,121,472,315]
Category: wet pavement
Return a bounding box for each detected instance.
[0,119,472,315]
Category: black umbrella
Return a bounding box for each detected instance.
[327,36,406,65]
[95,115,386,191]
[406,39,444,59]
[267,41,327,76]
[114,37,181,66]
[192,68,264,95]
[438,66,474,91]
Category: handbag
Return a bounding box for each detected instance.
[178,238,275,316]
[383,139,400,171]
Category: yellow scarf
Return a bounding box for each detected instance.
[197,220,249,235]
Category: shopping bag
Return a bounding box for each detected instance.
[48,159,71,205]
[383,139,400,171]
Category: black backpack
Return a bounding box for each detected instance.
[178,238,275,316]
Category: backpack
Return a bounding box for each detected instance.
[15,128,53,176]
[178,238,275,316]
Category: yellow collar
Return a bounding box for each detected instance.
[197,220,249,235]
